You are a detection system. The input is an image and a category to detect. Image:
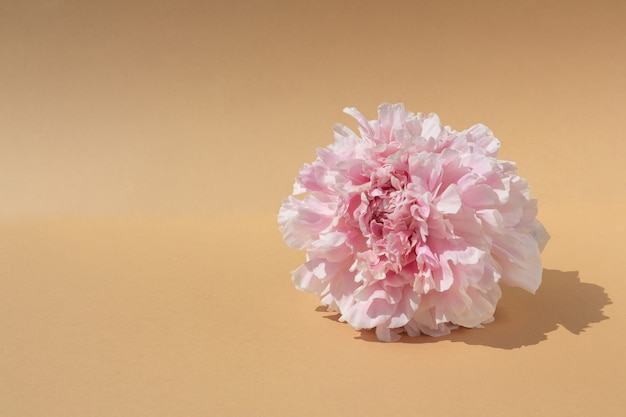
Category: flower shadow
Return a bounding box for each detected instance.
[321,269,611,348]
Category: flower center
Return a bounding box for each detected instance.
[369,190,407,235]
[352,165,428,272]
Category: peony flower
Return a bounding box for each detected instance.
[278,103,549,342]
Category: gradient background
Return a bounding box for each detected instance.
[0,1,624,415]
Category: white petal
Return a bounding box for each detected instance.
[436,185,462,214]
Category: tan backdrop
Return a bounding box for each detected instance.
[0,1,624,416]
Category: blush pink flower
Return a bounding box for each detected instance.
[278,103,549,342]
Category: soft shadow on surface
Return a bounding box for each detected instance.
[319,269,611,349]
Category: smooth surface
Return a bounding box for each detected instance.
[0,1,624,416]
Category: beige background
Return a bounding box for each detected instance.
[0,0,624,415]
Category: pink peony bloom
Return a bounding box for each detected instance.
[278,103,549,342]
